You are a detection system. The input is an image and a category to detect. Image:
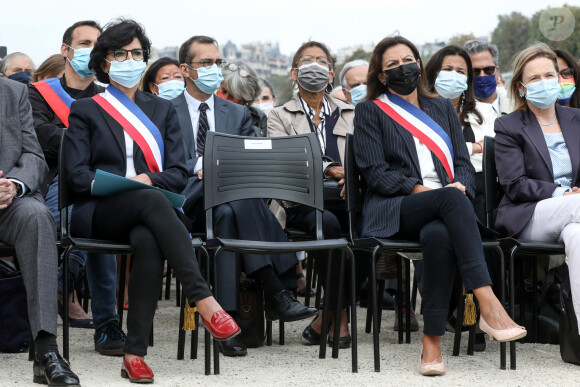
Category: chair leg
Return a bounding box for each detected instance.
[532,256,538,343]
[405,259,411,344]
[497,246,507,370]
[509,246,517,370]
[117,255,127,328]
[177,292,186,360]
[191,312,199,360]
[467,314,476,356]
[165,263,172,300]
[377,280,385,333]
[212,247,222,375]
[396,255,403,344]
[411,269,418,312]
[348,248,358,373]
[175,279,181,307]
[319,250,333,359]
[201,246,211,375]
[266,320,272,346]
[305,252,313,307]
[332,251,346,359]
[371,247,380,372]
[365,283,372,333]
[315,273,323,310]
[62,246,73,360]
[82,272,90,313]
[453,288,465,356]
[205,330,211,376]
[279,321,284,345]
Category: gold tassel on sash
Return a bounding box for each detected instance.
[463,286,477,326]
[183,298,197,331]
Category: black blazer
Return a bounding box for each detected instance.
[63,89,188,238]
[494,104,580,237]
[353,95,475,238]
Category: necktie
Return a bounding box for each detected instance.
[196,102,209,156]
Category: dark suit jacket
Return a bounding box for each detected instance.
[63,89,188,238]
[353,95,475,238]
[28,75,103,194]
[494,104,580,237]
[172,92,253,214]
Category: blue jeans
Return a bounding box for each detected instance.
[46,176,119,330]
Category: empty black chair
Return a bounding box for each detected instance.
[203,131,356,373]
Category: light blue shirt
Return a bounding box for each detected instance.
[544,132,573,197]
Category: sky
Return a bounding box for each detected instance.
[1,0,577,65]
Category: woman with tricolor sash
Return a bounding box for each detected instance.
[62,19,239,383]
[352,35,525,376]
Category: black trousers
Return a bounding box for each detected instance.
[92,190,213,356]
[395,187,491,336]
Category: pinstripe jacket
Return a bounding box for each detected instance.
[353,95,475,238]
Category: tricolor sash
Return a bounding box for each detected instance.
[374,93,454,181]
[32,78,75,127]
[93,85,164,173]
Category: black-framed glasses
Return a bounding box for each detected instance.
[107,49,146,62]
[225,63,251,78]
[560,67,575,79]
[473,66,496,76]
[188,59,227,69]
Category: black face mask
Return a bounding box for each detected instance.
[384,62,421,96]
[7,71,31,85]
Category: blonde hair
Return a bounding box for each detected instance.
[32,54,65,82]
[510,43,558,111]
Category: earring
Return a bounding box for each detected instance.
[459,92,465,113]
[519,90,525,98]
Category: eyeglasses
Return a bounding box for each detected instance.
[188,59,227,69]
[226,63,251,78]
[473,66,496,76]
[560,67,575,79]
[299,56,330,68]
[107,49,146,62]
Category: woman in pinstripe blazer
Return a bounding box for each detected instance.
[353,36,525,376]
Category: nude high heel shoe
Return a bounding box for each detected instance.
[479,316,527,342]
[420,354,445,376]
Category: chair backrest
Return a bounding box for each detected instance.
[203,131,324,239]
[482,136,504,229]
[57,133,73,239]
[344,133,364,241]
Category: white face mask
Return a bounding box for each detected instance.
[254,101,274,115]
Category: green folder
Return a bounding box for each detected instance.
[92,169,186,208]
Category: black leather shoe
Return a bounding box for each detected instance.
[302,322,321,345]
[360,289,396,310]
[328,334,351,349]
[265,290,318,322]
[219,336,247,357]
[33,351,80,386]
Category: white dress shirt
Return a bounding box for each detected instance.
[184,90,216,173]
[124,131,137,178]
[413,138,443,189]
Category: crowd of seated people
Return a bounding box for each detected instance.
[3,15,580,385]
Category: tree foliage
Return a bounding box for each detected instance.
[448,33,477,48]
[491,12,531,71]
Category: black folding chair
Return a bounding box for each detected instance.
[203,131,357,373]
[345,133,506,371]
[483,135,564,370]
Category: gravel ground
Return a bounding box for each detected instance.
[2,281,579,386]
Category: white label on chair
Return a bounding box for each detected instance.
[244,139,272,149]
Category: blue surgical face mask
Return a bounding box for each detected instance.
[155,79,185,100]
[8,71,31,85]
[521,78,560,109]
[472,74,497,99]
[68,46,94,78]
[189,64,224,95]
[348,84,367,105]
[434,70,468,99]
[107,59,147,88]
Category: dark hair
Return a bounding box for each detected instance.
[178,36,219,65]
[554,48,580,109]
[89,18,151,84]
[141,57,180,93]
[32,54,65,82]
[291,41,335,70]
[366,36,432,101]
[62,20,102,46]
[425,45,483,125]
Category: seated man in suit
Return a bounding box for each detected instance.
[173,35,317,356]
[0,77,80,386]
[28,20,124,356]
